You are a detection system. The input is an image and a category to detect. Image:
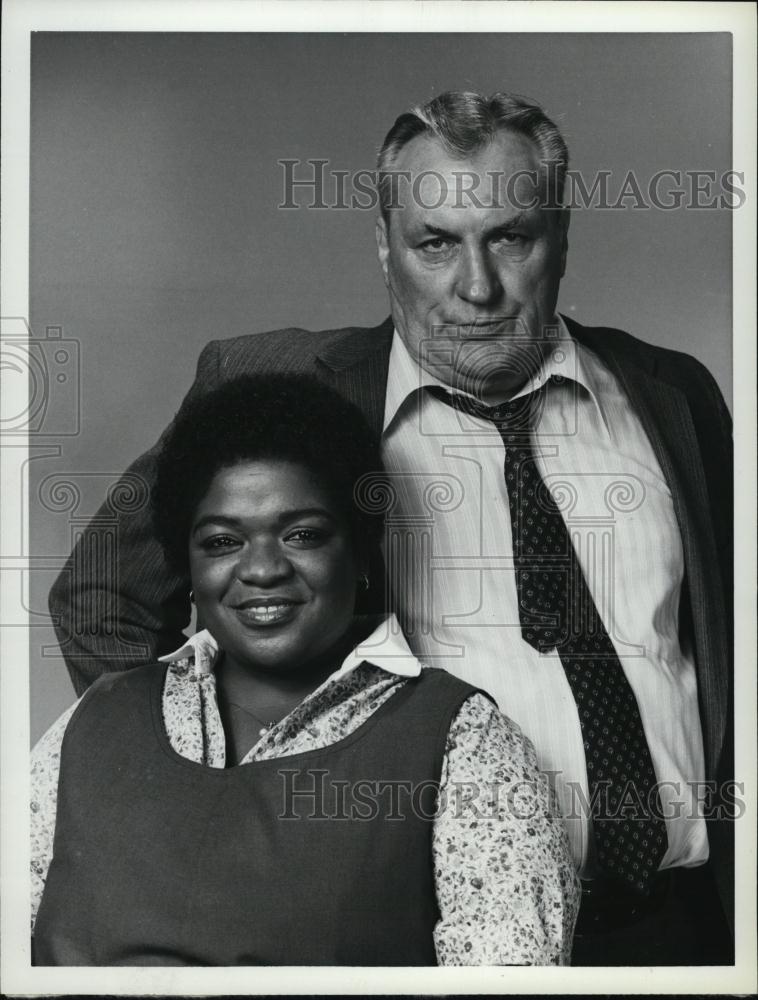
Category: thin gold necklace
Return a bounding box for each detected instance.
[225,700,286,737]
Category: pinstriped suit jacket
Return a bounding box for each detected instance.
[49,314,734,925]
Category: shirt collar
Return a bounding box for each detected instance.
[158,613,422,682]
[329,614,422,680]
[159,629,219,676]
[383,315,604,431]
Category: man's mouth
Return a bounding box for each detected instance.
[472,314,523,326]
[443,319,513,339]
[232,598,302,627]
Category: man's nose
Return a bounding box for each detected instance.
[237,539,292,585]
[454,246,504,306]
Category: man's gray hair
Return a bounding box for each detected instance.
[377,90,569,221]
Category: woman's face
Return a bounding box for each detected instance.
[189,459,361,674]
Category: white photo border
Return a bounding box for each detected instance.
[1,0,756,994]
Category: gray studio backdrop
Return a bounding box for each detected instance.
[28,32,733,741]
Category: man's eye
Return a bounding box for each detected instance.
[420,238,453,254]
[494,232,527,246]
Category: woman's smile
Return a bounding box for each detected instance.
[231,597,305,628]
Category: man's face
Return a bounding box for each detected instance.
[376,130,569,400]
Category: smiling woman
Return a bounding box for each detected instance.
[190,461,362,757]
[29,374,579,966]
[150,376,383,761]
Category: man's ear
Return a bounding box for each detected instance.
[376,216,390,285]
[559,207,570,278]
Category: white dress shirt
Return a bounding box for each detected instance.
[376,319,708,877]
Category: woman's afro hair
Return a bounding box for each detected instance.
[151,373,385,574]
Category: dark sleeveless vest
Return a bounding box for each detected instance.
[34,664,481,966]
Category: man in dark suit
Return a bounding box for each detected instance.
[49,91,733,965]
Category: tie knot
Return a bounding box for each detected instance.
[432,386,543,434]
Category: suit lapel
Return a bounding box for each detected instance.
[315,317,394,438]
[567,319,728,779]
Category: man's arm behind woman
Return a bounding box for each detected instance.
[47,340,223,693]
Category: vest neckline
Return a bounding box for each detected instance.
[148,663,426,776]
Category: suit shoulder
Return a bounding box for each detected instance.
[565,317,725,400]
[620,329,717,382]
[206,323,381,378]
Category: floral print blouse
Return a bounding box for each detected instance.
[30,617,580,965]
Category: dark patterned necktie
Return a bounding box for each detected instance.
[436,384,668,893]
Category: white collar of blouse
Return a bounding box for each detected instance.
[158,613,423,682]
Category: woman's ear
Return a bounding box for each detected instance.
[355,543,371,591]
[353,538,381,613]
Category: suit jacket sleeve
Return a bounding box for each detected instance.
[48,340,222,694]
[676,351,732,621]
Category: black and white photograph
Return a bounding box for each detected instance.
[1,0,755,994]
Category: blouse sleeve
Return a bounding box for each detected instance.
[432,692,580,965]
[30,700,80,932]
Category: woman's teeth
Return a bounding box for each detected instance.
[238,604,294,624]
